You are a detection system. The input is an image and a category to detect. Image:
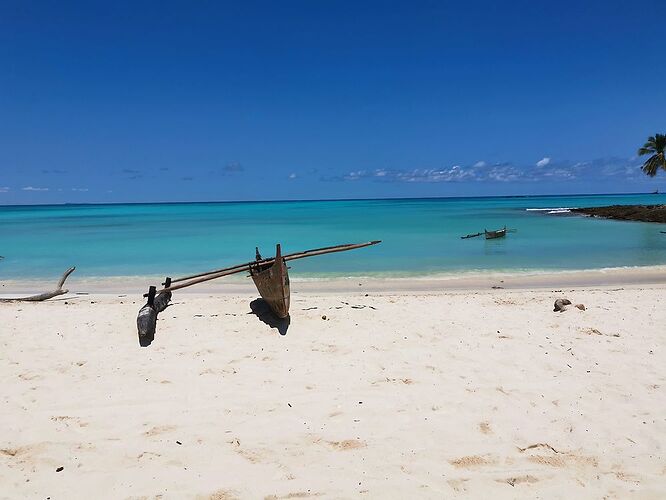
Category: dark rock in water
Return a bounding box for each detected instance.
[553,298,572,312]
[572,204,666,223]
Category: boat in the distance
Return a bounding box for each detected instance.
[484,226,507,239]
[249,244,290,318]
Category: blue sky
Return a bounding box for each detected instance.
[1,0,665,204]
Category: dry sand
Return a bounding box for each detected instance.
[1,275,665,498]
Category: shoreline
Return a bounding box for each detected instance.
[2,265,665,295]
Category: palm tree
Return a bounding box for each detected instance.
[638,134,666,176]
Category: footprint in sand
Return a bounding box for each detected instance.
[196,489,239,500]
[143,425,177,436]
[50,415,88,428]
[137,451,162,461]
[517,443,598,469]
[449,455,497,468]
[264,493,323,499]
[478,422,492,434]
[235,448,265,463]
[608,470,641,484]
[326,439,366,450]
[1,443,47,467]
[496,475,539,487]
[579,327,620,337]
[447,478,469,492]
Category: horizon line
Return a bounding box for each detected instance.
[0,190,662,209]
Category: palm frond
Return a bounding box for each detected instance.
[638,133,665,158]
[654,134,666,151]
[641,154,664,177]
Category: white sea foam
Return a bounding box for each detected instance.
[525,207,574,212]
[525,207,575,214]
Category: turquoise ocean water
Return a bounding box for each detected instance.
[1,194,666,280]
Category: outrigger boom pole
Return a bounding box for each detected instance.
[145,240,381,296]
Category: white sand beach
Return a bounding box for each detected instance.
[1,274,665,498]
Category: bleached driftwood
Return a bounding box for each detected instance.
[0,267,76,302]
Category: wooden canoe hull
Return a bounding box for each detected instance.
[250,244,290,318]
[484,228,507,239]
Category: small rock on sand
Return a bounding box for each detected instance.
[553,299,572,312]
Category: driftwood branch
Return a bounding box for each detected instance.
[0,267,76,302]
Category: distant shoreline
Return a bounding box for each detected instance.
[2,265,665,295]
[572,204,666,223]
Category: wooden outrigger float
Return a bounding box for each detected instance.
[137,240,381,338]
[460,231,483,239]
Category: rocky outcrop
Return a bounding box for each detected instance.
[572,204,666,223]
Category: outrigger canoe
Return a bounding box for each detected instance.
[484,226,507,239]
[138,240,381,337]
[249,244,290,318]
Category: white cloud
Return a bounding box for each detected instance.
[326,157,646,184]
[0,187,9,193]
[21,186,49,191]
[473,161,487,168]
[71,188,89,192]
[536,157,551,167]
[343,170,368,181]
[288,173,297,180]
[375,166,478,183]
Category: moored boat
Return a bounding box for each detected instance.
[484,226,507,239]
[249,243,290,318]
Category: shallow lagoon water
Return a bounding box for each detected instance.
[1,194,666,279]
